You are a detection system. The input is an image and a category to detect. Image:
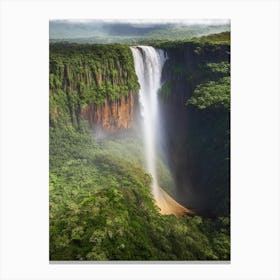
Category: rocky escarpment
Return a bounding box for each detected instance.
[157,39,230,216]
[49,43,139,130]
[81,92,135,131]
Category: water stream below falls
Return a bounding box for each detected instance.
[131,46,192,216]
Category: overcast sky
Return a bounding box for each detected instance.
[52,19,230,25]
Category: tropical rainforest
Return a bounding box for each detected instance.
[49,21,230,261]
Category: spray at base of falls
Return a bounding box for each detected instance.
[130,46,166,199]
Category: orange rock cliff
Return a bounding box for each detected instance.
[81,92,136,131]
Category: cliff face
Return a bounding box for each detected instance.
[81,92,135,131]
[49,44,139,130]
[158,41,230,216]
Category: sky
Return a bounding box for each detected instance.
[53,19,230,25]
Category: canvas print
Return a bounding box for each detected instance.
[49,19,230,261]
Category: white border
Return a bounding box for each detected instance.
[1,0,279,279]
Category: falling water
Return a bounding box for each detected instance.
[130,46,166,199]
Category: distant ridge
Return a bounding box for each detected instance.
[49,20,230,44]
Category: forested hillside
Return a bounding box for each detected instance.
[49,33,230,260]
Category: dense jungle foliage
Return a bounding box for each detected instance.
[50,123,230,260]
[49,33,230,260]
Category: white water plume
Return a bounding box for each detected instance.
[130,46,166,199]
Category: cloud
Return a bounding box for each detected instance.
[51,19,230,26]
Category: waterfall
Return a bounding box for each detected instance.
[130,46,166,199]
